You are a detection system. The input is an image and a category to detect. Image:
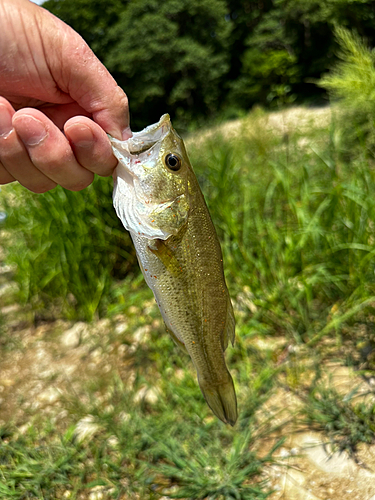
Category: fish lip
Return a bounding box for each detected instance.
[109,114,171,158]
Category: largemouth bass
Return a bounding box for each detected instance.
[110,114,237,426]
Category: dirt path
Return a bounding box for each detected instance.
[2,279,375,499]
[186,105,332,147]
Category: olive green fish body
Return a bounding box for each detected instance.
[111,115,237,425]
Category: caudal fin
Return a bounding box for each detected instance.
[199,374,238,426]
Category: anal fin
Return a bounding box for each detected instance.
[165,323,188,354]
[222,297,236,350]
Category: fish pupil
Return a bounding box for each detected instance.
[165,153,181,171]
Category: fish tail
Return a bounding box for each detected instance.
[198,373,238,426]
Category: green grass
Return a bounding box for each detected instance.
[0,334,280,499]
[302,384,375,457]
[2,27,375,496]
[2,104,375,495]
[1,176,137,321]
[5,104,375,343]
[189,110,375,348]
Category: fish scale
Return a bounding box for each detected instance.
[110,114,237,426]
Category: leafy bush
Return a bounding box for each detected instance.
[320,27,375,153]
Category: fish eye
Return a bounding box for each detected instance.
[165,153,181,171]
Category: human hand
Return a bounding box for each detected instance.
[0,0,131,193]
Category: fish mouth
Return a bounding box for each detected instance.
[110,114,172,157]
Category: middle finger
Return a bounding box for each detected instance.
[0,99,57,193]
[12,108,94,191]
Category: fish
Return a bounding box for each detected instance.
[110,114,237,426]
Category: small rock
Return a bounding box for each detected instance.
[88,486,106,500]
[74,415,101,443]
[128,306,139,315]
[91,348,103,360]
[119,412,131,422]
[134,386,159,404]
[133,325,151,346]
[104,405,114,414]
[117,344,128,356]
[61,322,88,348]
[103,364,112,373]
[18,422,32,434]
[0,304,20,315]
[0,282,17,297]
[175,369,185,380]
[115,322,128,335]
[0,264,13,275]
[107,436,119,448]
[152,319,161,329]
[37,387,60,404]
[96,318,111,331]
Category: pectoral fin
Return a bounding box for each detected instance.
[148,239,184,278]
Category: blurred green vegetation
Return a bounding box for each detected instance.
[320,26,375,154]
[3,28,375,339]
[2,19,375,500]
[1,177,136,321]
[302,384,375,455]
[42,0,375,130]
[0,291,281,499]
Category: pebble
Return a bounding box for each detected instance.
[37,387,60,404]
[133,325,151,345]
[88,486,105,500]
[107,436,119,448]
[74,415,102,443]
[115,321,128,335]
[134,386,159,404]
[61,322,88,348]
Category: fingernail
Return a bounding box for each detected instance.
[122,127,132,141]
[66,124,94,148]
[13,115,48,146]
[0,104,13,138]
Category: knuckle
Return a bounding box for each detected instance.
[40,149,71,174]
[0,132,18,160]
[116,88,129,110]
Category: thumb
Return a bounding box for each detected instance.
[40,8,131,140]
